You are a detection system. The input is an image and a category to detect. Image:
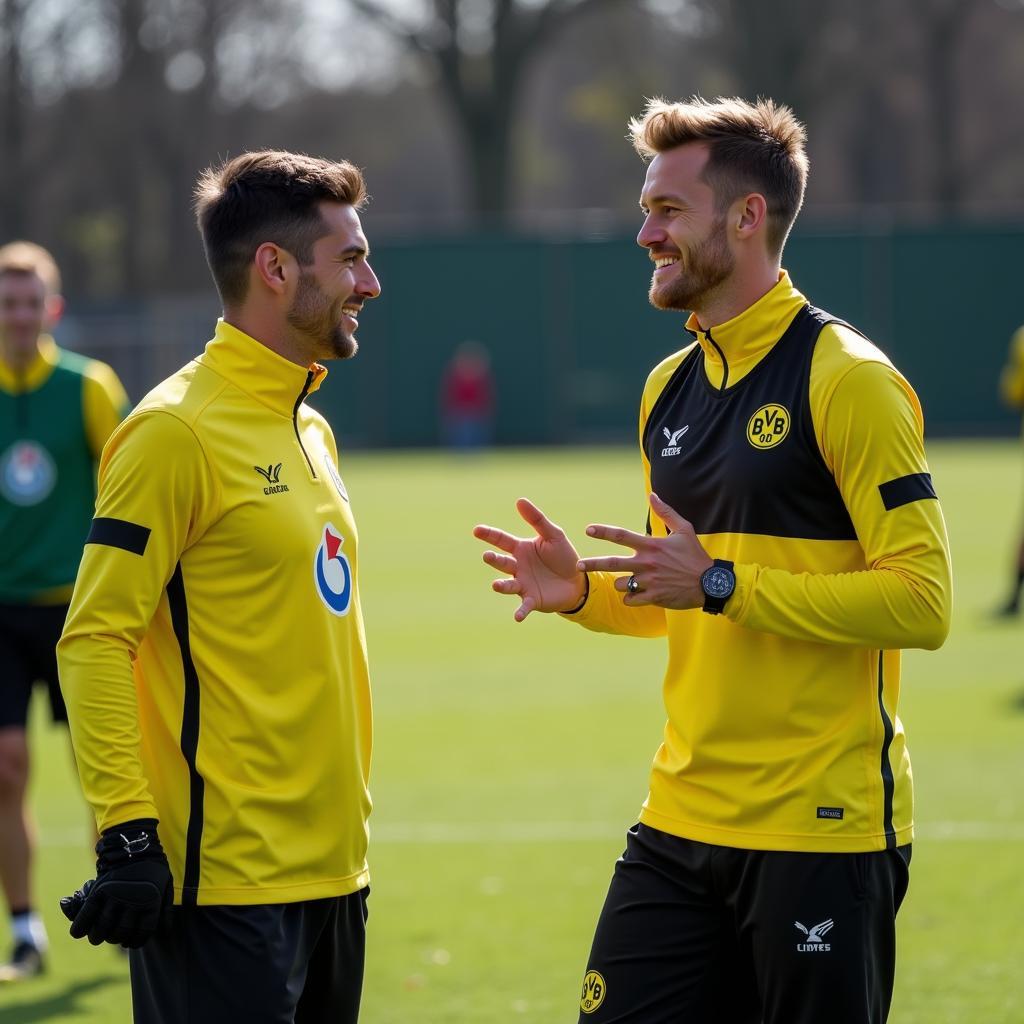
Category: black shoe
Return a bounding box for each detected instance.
[993,599,1020,619]
[0,941,45,982]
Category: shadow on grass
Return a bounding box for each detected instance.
[0,973,122,1022]
[1008,687,1024,713]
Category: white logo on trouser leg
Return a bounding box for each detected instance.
[795,918,833,951]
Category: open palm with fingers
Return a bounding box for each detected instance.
[473,498,586,621]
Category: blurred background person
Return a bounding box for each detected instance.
[0,241,128,982]
[440,340,495,450]
[995,321,1024,617]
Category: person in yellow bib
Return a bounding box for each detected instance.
[0,241,128,982]
[57,151,381,1022]
[995,324,1024,616]
[475,98,951,1024]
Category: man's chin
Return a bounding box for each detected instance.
[329,332,358,361]
[649,281,692,312]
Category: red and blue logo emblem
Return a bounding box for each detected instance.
[314,523,352,616]
[0,441,56,506]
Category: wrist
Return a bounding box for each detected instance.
[97,819,166,871]
[561,572,589,615]
[700,559,736,615]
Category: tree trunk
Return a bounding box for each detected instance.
[0,0,28,238]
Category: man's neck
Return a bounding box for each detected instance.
[691,265,780,332]
[0,337,44,374]
[222,310,313,368]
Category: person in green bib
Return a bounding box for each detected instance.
[0,241,128,982]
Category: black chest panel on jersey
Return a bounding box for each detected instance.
[643,305,859,540]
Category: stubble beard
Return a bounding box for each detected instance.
[649,217,735,313]
[287,272,358,361]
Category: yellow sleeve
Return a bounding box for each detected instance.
[560,366,670,639]
[82,361,130,460]
[57,411,218,831]
[724,357,952,649]
[999,327,1024,410]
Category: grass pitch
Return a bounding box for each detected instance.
[1,441,1022,1022]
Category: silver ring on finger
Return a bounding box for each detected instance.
[626,574,641,595]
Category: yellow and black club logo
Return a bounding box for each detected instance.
[580,970,607,1014]
[747,404,791,450]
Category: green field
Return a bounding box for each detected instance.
[1,441,1022,1022]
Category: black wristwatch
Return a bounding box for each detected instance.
[700,559,736,615]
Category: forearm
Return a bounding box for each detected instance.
[58,633,158,831]
[726,548,951,650]
[561,571,667,638]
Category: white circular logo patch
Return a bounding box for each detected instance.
[0,441,57,506]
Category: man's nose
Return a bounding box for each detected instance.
[637,214,663,250]
[358,263,381,299]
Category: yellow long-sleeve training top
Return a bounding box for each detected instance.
[58,320,372,905]
[999,325,1024,410]
[566,272,952,853]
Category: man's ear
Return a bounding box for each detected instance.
[252,243,292,295]
[734,193,768,239]
[44,294,65,327]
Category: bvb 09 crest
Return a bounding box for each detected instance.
[580,970,606,1014]
[747,404,790,450]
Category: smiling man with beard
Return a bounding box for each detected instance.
[57,151,380,1023]
[475,98,951,1023]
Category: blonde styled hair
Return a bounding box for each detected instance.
[0,240,62,294]
[629,96,809,255]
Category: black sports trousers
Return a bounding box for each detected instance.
[129,888,368,1024]
[577,824,910,1024]
[0,602,69,727]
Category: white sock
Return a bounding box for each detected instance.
[11,911,47,951]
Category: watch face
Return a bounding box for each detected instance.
[703,567,735,599]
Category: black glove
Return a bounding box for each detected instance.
[60,818,173,948]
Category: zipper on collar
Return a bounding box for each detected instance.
[704,326,729,392]
[293,370,317,479]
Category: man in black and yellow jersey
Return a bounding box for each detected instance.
[0,241,128,982]
[995,323,1024,615]
[475,98,951,1024]
[57,151,381,1022]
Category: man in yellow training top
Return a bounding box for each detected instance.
[475,97,951,1024]
[58,151,380,1022]
[0,241,127,982]
[995,324,1024,615]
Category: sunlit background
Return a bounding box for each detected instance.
[2,1,1023,1021]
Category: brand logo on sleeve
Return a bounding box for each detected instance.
[254,462,289,495]
[660,425,689,456]
[314,523,353,616]
[324,453,349,502]
[580,970,606,1014]
[0,441,56,506]
[747,404,790,449]
[795,918,834,952]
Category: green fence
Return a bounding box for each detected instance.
[66,224,1023,446]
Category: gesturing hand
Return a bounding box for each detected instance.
[576,493,714,610]
[473,498,587,621]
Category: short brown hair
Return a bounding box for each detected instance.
[0,240,61,294]
[194,150,367,305]
[629,96,808,255]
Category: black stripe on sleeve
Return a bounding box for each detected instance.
[878,473,937,511]
[86,517,151,556]
[166,563,205,906]
[877,652,897,850]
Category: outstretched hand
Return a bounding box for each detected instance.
[576,493,713,610]
[473,498,586,621]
